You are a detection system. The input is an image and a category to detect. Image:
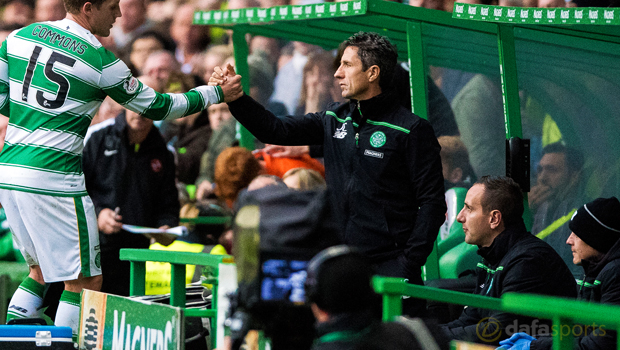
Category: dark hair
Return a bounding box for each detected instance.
[339,31,398,90]
[64,0,106,15]
[307,247,375,314]
[0,22,23,33]
[476,175,524,226]
[541,142,583,174]
[131,30,176,53]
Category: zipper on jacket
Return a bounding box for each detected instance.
[355,101,362,149]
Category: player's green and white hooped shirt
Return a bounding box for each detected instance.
[0,19,223,197]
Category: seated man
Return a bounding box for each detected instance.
[440,176,577,345]
[530,143,585,279]
[306,245,447,350]
[500,197,620,350]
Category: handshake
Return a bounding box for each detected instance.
[208,63,245,103]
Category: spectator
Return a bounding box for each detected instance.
[282,168,326,190]
[34,0,66,22]
[228,0,259,8]
[254,147,325,179]
[195,103,238,200]
[451,74,505,178]
[440,176,577,345]
[530,143,585,279]
[110,0,153,52]
[257,0,288,7]
[250,36,281,71]
[163,73,214,186]
[214,147,264,208]
[248,50,281,112]
[409,0,445,11]
[170,3,211,74]
[127,30,175,75]
[142,50,182,88]
[537,0,566,6]
[211,31,446,316]
[438,135,476,190]
[295,50,338,115]
[199,44,234,85]
[502,197,620,350]
[270,41,321,115]
[247,174,288,192]
[82,76,181,297]
[1,0,34,26]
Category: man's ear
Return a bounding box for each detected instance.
[367,65,380,84]
[489,210,502,230]
[82,2,94,16]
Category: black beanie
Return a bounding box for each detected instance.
[568,197,620,253]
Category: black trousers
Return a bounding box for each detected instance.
[373,255,426,317]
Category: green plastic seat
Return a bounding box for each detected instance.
[438,241,480,279]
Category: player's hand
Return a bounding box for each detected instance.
[528,184,552,211]
[209,64,236,85]
[260,144,310,158]
[211,64,244,102]
[98,208,123,234]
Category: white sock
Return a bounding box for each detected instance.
[6,277,44,322]
[55,290,81,335]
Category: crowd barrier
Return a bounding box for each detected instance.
[119,248,234,349]
[373,276,620,350]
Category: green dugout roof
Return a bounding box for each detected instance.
[195,0,620,197]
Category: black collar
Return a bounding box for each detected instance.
[477,221,529,266]
[582,238,620,277]
[348,90,399,119]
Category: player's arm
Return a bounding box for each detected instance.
[210,64,324,145]
[100,57,236,121]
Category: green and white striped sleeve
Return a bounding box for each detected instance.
[99,53,224,121]
[0,39,9,117]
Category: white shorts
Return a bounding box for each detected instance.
[0,190,101,282]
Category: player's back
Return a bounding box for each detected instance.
[0,19,112,196]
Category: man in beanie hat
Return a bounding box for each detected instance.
[499,197,620,350]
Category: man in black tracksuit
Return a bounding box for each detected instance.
[213,32,446,315]
[440,176,577,345]
[83,111,179,296]
[501,197,620,350]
